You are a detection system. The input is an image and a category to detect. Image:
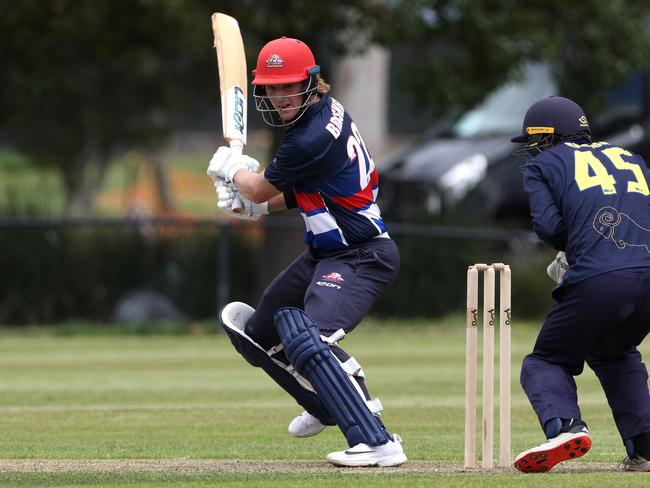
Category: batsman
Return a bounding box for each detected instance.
[206,36,406,467]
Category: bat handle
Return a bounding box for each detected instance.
[229,141,244,213]
[231,194,244,213]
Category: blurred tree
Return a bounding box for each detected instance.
[0,0,216,215]
[1,0,649,214]
[368,0,650,116]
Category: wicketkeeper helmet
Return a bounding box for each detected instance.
[511,96,591,144]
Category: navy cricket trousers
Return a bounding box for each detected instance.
[521,267,650,440]
[242,238,399,422]
[245,238,399,349]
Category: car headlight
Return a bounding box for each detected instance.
[438,153,488,202]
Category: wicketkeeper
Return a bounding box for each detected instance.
[512,96,650,473]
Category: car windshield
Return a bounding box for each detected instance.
[450,64,556,138]
[449,64,646,139]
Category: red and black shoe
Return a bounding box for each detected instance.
[514,420,591,473]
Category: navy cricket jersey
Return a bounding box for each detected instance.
[264,94,387,251]
[524,137,650,285]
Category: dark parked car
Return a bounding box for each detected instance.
[381,64,650,224]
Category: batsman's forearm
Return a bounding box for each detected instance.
[267,194,288,213]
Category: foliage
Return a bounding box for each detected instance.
[0,0,216,214]
[0,150,65,215]
[370,0,650,116]
[1,0,649,216]
[0,223,259,324]
[0,218,554,324]
[374,233,554,320]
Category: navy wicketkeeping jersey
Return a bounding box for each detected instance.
[524,138,650,284]
[264,95,387,251]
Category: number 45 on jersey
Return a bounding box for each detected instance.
[573,144,650,196]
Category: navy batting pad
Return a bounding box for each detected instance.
[274,307,390,447]
[220,308,334,426]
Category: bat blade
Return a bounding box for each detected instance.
[212,12,247,146]
[212,12,247,212]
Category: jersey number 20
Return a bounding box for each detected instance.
[347,122,374,190]
[574,147,650,196]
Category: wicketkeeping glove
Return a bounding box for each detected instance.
[546,251,568,284]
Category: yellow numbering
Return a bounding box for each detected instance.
[574,147,650,196]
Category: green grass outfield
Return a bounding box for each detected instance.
[0,318,649,487]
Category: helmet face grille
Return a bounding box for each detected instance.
[512,133,558,170]
[525,133,557,151]
[253,75,319,127]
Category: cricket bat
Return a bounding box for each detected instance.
[212,12,247,213]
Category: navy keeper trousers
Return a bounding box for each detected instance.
[521,267,650,441]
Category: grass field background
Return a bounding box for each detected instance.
[1,318,649,487]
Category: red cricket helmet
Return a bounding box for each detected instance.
[252,37,320,85]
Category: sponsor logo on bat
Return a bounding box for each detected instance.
[231,86,245,135]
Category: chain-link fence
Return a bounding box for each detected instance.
[0,216,554,326]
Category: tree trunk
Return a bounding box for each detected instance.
[150,152,175,213]
[63,152,111,217]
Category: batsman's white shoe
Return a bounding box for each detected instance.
[288,411,327,438]
[514,424,591,473]
[326,434,407,467]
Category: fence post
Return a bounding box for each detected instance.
[217,221,231,312]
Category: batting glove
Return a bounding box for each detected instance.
[241,154,260,173]
[229,195,268,221]
[206,146,247,183]
[239,192,268,220]
[215,178,268,220]
[215,178,237,209]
